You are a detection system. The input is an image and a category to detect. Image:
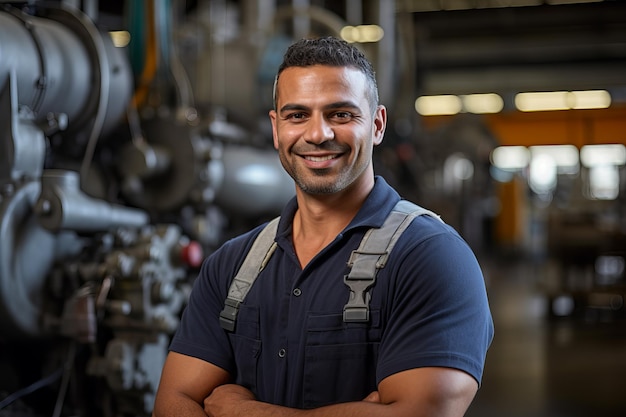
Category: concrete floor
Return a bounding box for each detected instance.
[466,256,626,417]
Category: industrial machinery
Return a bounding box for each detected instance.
[11,0,623,415]
[0,2,292,416]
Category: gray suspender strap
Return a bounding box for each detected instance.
[219,217,280,331]
[220,200,443,331]
[343,200,443,322]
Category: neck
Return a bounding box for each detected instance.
[297,173,374,228]
[291,174,375,267]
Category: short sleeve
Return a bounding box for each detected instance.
[376,223,494,385]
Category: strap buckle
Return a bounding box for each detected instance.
[219,298,241,331]
[342,274,375,322]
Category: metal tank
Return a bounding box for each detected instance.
[0,3,293,416]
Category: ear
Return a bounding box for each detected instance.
[372,105,387,146]
[269,109,279,149]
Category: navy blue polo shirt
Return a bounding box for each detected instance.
[170,176,493,409]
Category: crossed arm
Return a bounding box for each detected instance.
[152,352,478,417]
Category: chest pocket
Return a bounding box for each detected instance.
[228,304,261,393]
[302,309,382,409]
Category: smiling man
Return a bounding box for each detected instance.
[153,36,493,417]
[271,64,382,198]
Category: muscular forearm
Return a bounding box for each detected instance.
[154,352,232,417]
[207,396,473,417]
[204,385,389,417]
[204,370,476,417]
[153,393,208,417]
[205,396,391,417]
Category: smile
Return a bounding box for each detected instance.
[303,154,338,162]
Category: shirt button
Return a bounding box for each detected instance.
[293,288,302,297]
[278,348,286,358]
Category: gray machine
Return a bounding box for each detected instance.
[0,3,292,416]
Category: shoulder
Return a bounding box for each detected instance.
[402,210,467,249]
[389,212,483,282]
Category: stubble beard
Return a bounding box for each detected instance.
[293,168,343,194]
[282,156,371,196]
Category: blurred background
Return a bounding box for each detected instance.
[0,0,625,416]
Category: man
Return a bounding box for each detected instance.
[153,36,493,417]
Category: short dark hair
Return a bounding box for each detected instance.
[273,36,379,112]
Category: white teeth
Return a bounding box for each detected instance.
[305,155,335,162]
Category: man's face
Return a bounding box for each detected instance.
[269,65,386,195]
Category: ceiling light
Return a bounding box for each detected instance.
[529,145,579,174]
[515,91,570,112]
[515,90,612,112]
[109,31,131,48]
[490,146,530,171]
[462,93,504,114]
[414,95,462,116]
[340,25,384,43]
[580,144,626,167]
[570,90,611,109]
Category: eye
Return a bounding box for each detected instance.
[331,111,354,122]
[284,112,307,121]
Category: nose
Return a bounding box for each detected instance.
[304,113,334,144]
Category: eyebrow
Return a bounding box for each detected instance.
[279,101,361,114]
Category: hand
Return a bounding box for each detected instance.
[204,384,256,417]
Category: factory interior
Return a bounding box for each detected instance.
[1,0,626,416]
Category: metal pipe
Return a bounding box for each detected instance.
[35,170,149,232]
